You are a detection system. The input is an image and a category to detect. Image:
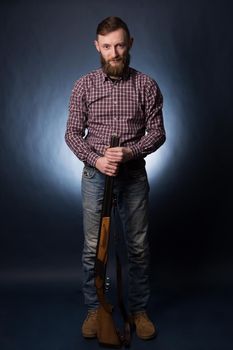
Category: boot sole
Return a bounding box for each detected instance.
[136,331,158,340]
[82,332,97,339]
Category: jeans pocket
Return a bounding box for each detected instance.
[127,168,150,192]
[82,165,96,179]
[128,168,147,182]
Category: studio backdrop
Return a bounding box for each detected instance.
[0,0,232,289]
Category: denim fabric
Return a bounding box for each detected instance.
[81,164,151,313]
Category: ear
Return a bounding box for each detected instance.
[129,37,134,49]
[94,40,100,53]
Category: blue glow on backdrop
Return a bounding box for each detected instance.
[20,74,179,197]
[25,82,178,196]
[24,90,82,196]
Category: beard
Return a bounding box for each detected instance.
[100,52,130,78]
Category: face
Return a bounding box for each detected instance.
[95,28,133,77]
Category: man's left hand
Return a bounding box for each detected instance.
[105,147,133,163]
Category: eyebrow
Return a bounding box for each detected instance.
[101,41,126,46]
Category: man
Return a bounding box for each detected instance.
[65,16,166,340]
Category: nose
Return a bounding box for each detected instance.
[111,46,118,58]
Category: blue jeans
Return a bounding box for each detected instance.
[81,163,151,313]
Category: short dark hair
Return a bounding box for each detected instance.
[96,16,130,40]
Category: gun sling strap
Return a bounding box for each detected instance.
[94,134,131,348]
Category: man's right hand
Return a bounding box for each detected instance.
[95,156,119,176]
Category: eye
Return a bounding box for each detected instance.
[103,44,110,49]
[118,43,126,49]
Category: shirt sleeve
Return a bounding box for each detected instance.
[65,78,100,167]
[129,79,166,158]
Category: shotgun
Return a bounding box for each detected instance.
[94,134,129,348]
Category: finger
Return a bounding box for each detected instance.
[105,149,122,158]
[105,168,117,176]
[106,156,121,163]
[106,163,119,175]
[107,164,118,172]
[105,147,121,155]
[105,154,121,163]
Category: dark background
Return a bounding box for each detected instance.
[1,0,233,349]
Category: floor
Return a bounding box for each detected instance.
[0,281,232,350]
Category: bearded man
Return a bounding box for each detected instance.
[65,16,166,340]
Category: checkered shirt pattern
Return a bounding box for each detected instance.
[65,67,166,167]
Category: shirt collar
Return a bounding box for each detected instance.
[100,67,131,83]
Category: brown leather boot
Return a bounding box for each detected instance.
[81,309,98,338]
[132,311,158,340]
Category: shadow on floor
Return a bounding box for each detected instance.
[0,280,233,350]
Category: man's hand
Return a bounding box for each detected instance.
[95,147,133,176]
[104,147,133,164]
[95,156,119,176]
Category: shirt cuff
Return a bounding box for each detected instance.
[129,144,142,159]
[86,151,100,167]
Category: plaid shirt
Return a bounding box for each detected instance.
[65,67,166,167]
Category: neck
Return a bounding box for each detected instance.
[109,76,121,80]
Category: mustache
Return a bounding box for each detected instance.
[101,53,130,66]
[109,57,123,61]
